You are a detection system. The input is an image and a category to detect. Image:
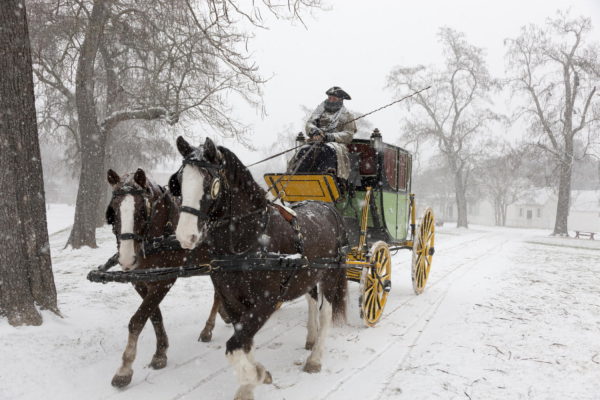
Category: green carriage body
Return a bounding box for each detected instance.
[335,139,413,247]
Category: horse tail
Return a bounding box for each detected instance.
[331,269,348,325]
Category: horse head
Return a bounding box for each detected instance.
[106,168,167,270]
[173,136,225,249]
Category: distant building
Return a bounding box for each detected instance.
[421,188,600,234]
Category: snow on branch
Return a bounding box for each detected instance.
[101,107,178,132]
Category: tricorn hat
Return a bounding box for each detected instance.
[325,86,351,100]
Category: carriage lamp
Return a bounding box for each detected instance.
[370,128,383,152]
[296,132,306,150]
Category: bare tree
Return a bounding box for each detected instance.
[475,144,530,226]
[505,10,600,236]
[0,0,59,326]
[387,27,498,228]
[28,0,324,248]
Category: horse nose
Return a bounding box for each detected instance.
[178,234,198,249]
[119,254,137,270]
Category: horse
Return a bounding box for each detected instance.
[172,136,348,400]
[105,168,229,388]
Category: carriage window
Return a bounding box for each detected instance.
[384,147,398,190]
[348,143,377,175]
[398,153,409,190]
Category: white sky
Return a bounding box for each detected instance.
[213,0,599,163]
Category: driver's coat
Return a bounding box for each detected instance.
[176,165,205,249]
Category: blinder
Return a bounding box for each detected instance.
[168,170,182,197]
[105,206,115,225]
[177,154,224,219]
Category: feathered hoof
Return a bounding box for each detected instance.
[256,363,273,384]
[150,354,167,369]
[198,329,212,342]
[303,360,321,373]
[234,384,254,400]
[111,372,133,388]
[263,370,273,384]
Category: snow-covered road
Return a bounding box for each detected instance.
[2,215,599,400]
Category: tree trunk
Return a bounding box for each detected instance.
[453,167,469,228]
[66,0,111,248]
[553,160,572,236]
[0,0,59,325]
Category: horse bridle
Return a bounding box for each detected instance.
[177,154,269,255]
[178,155,224,219]
[109,186,153,243]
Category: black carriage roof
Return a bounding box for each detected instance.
[350,138,413,156]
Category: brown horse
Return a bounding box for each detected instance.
[105,168,228,388]
[173,137,348,400]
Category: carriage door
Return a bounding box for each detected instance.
[397,151,411,241]
[382,146,399,240]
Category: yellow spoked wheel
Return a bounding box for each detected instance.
[411,207,435,295]
[359,241,392,327]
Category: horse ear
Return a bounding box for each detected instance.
[168,172,181,197]
[176,136,193,157]
[134,168,147,188]
[204,137,220,163]
[107,169,120,186]
[105,206,115,225]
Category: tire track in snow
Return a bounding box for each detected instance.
[374,237,510,400]
[100,297,306,400]
[317,234,509,400]
[100,230,499,400]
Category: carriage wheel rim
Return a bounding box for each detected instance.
[412,208,435,294]
[361,242,391,326]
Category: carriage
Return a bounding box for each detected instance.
[90,129,436,327]
[263,128,436,326]
[87,129,436,396]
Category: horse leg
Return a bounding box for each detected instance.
[146,283,172,369]
[111,283,172,388]
[226,304,276,400]
[199,290,221,342]
[133,282,172,369]
[305,287,319,350]
[304,286,332,373]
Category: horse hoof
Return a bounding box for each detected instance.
[199,330,212,342]
[303,360,321,373]
[111,373,133,388]
[305,341,315,350]
[263,370,273,384]
[150,355,167,369]
[256,363,272,384]
[234,385,255,400]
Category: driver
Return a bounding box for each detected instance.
[303,86,357,180]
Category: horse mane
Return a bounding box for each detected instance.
[217,145,267,208]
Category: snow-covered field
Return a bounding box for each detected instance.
[2,206,600,400]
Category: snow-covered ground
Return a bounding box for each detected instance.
[2,206,600,400]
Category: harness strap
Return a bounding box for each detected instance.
[118,233,145,241]
[272,203,304,255]
[180,205,209,218]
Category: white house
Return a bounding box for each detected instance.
[504,188,556,229]
[423,188,600,234]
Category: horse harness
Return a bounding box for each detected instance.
[109,185,176,256]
